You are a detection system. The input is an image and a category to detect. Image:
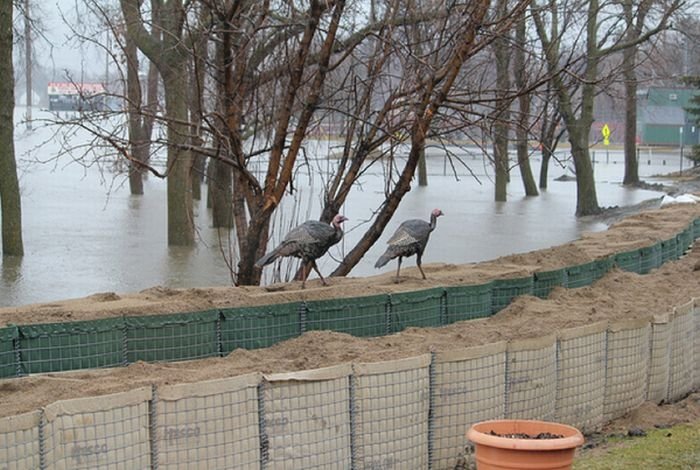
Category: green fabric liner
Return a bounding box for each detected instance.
[444,283,493,322]
[639,243,662,274]
[693,217,700,239]
[306,294,388,337]
[0,326,18,378]
[660,237,678,263]
[220,302,301,352]
[592,256,614,280]
[533,269,567,299]
[18,319,126,374]
[614,249,642,274]
[491,276,534,313]
[566,261,597,288]
[125,310,219,363]
[0,222,695,376]
[389,288,445,332]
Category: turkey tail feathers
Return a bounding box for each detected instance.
[255,250,279,267]
[374,252,392,268]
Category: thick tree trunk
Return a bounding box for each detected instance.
[539,147,551,189]
[125,36,146,195]
[514,10,538,196]
[24,0,31,131]
[0,0,24,256]
[622,60,640,185]
[569,128,600,215]
[493,7,510,202]
[163,71,195,246]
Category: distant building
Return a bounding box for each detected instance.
[47,82,108,112]
[637,87,700,146]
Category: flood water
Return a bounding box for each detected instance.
[0,109,683,307]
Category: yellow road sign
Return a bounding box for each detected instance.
[602,124,611,146]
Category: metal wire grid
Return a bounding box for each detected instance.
[505,340,557,421]
[0,411,41,470]
[639,244,662,274]
[221,305,302,352]
[305,296,388,338]
[19,328,124,374]
[647,320,671,403]
[532,270,568,299]
[491,277,534,314]
[353,363,430,470]
[566,262,597,289]
[603,323,650,421]
[389,289,444,332]
[555,329,606,433]
[43,400,151,469]
[431,349,506,470]
[157,383,260,469]
[667,309,694,402]
[126,318,219,363]
[444,284,493,322]
[264,377,351,469]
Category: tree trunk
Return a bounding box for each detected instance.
[163,70,195,246]
[621,0,648,186]
[125,34,146,196]
[622,56,640,185]
[539,146,551,189]
[514,9,538,196]
[417,146,428,186]
[210,159,233,228]
[569,127,600,215]
[24,0,31,130]
[0,0,24,256]
[493,2,510,202]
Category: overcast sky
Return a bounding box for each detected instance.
[31,0,108,81]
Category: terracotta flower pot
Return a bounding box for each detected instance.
[466,419,584,470]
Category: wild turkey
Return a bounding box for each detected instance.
[255,214,348,288]
[375,208,444,282]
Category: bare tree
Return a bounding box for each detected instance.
[532,0,680,215]
[120,0,195,245]
[0,0,24,256]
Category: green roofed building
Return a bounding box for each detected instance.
[637,87,700,146]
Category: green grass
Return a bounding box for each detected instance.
[575,422,700,469]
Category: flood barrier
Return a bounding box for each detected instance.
[0,299,698,469]
[0,218,696,380]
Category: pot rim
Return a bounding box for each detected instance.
[467,419,585,451]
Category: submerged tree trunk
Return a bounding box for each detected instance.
[120,0,194,245]
[24,0,32,131]
[0,0,24,256]
[514,10,538,196]
[621,0,649,185]
[493,0,511,202]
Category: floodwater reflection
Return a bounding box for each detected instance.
[1,137,677,308]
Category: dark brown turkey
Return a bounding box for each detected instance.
[255,214,348,288]
[375,209,444,282]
